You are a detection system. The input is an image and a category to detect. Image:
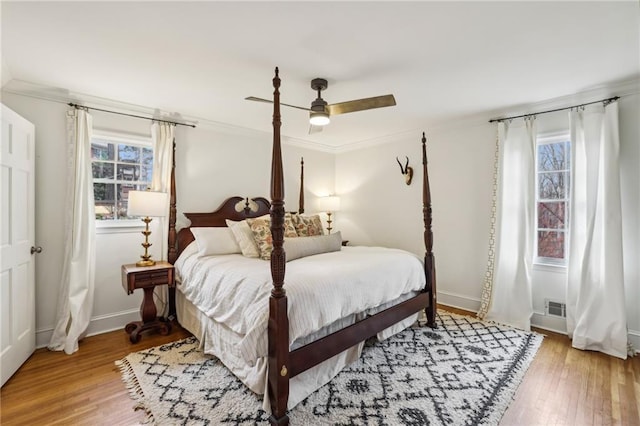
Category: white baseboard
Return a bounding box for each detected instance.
[36,308,140,349]
[437,296,639,357]
[530,311,639,357]
[628,330,640,356]
[35,330,51,349]
[437,290,481,313]
[531,311,567,335]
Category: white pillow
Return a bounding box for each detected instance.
[225,219,260,258]
[284,231,342,262]
[191,227,241,256]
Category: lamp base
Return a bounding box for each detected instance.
[136,216,155,267]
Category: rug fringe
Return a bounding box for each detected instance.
[485,330,544,425]
[115,358,155,425]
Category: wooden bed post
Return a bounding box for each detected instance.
[422,132,437,328]
[268,67,290,425]
[168,139,177,319]
[168,139,177,264]
[299,157,304,214]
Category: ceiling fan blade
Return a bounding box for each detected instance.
[308,124,324,135]
[245,96,272,104]
[327,94,396,115]
[245,96,311,112]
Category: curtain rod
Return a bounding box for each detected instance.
[68,102,196,128]
[488,96,620,123]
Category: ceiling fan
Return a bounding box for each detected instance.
[245,78,396,133]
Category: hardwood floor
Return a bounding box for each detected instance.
[1,308,638,425]
[0,324,191,425]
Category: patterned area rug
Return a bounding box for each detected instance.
[117,312,542,425]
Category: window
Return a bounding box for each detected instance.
[535,134,570,265]
[91,133,153,222]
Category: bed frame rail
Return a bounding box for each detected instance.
[289,292,430,378]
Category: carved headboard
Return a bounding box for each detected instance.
[168,157,305,264]
[176,196,270,258]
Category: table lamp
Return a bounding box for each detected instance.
[127,190,168,266]
[318,195,341,234]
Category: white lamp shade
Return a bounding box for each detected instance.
[127,190,168,217]
[318,195,340,212]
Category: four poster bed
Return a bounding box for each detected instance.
[166,68,437,425]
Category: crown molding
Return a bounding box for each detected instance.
[1,78,339,153]
[3,76,637,155]
[335,76,640,153]
[1,78,200,126]
[333,128,424,153]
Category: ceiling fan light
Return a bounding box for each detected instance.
[309,111,330,126]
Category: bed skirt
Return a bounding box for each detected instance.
[175,289,418,411]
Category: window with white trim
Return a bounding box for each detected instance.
[535,133,570,265]
[91,133,153,222]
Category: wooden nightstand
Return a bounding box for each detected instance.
[341,240,349,246]
[121,261,175,343]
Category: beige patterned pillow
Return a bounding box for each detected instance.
[308,215,325,236]
[291,213,325,237]
[225,219,260,258]
[247,214,297,260]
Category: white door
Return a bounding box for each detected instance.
[1,104,36,386]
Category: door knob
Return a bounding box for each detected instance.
[30,246,42,255]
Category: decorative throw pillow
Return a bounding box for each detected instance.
[308,215,325,236]
[284,231,342,261]
[247,214,297,260]
[284,213,298,237]
[290,213,308,236]
[225,219,260,258]
[291,213,325,237]
[190,227,241,257]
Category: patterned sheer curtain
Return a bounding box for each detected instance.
[49,108,96,354]
[150,122,175,315]
[478,118,536,331]
[567,101,628,359]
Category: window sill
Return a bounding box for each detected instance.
[533,262,567,274]
[96,220,145,234]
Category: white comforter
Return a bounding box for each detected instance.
[175,244,425,365]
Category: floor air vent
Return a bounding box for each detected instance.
[545,299,566,318]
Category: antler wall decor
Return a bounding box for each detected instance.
[396,156,414,185]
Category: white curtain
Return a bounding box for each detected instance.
[150,122,175,315]
[484,118,537,331]
[48,108,96,354]
[566,102,627,359]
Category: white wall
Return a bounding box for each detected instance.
[2,84,637,352]
[335,125,495,311]
[335,92,640,350]
[1,54,12,88]
[174,126,335,222]
[1,92,334,348]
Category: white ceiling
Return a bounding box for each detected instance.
[2,1,638,150]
